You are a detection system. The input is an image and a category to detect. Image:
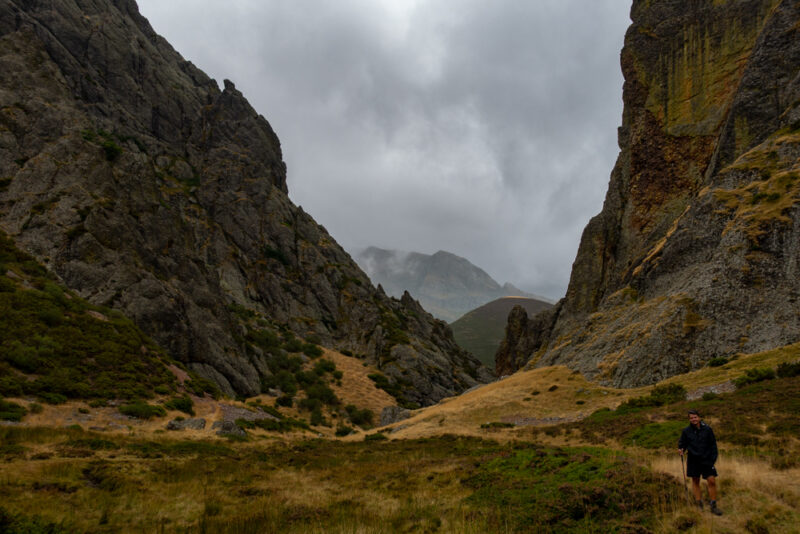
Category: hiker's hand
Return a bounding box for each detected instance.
[678,449,684,456]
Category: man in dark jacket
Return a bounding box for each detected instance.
[678,409,722,515]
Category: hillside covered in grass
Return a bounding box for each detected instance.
[2,348,799,533]
[451,296,552,369]
[0,230,183,416]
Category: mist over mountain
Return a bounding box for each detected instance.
[356,247,544,323]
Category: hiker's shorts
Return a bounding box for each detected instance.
[687,458,718,479]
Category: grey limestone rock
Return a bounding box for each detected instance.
[380,406,412,426]
[212,420,246,437]
[498,0,800,387]
[166,418,206,431]
[0,0,491,405]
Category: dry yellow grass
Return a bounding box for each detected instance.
[648,452,800,533]
[660,341,800,390]
[9,348,398,441]
[324,349,396,414]
[381,342,800,441]
[385,365,647,440]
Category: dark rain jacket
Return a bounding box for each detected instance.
[678,421,718,465]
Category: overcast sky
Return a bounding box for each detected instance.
[137,1,631,300]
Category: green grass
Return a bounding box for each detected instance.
[463,444,677,532]
[564,372,800,461]
[0,231,178,405]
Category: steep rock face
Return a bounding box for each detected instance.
[0,0,491,404]
[498,0,800,387]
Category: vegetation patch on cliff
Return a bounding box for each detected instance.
[0,231,178,406]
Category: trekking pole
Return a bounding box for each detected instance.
[680,452,691,505]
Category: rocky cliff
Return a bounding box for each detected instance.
[0,0,491,405]
[497,0,800,387]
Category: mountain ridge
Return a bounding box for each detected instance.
[0,0,491,406]
[356,246,539,323]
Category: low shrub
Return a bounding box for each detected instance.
[38,392,68,405]
[345,405,373,428]
[480,422,515,429]
[620,383,686,410]
[734,367,776,388]
[276,395,293,407]
[164,396,194,416]
[0,399,26,422]
[0,506,70,533]
[240,417,309,433]
[282,338,303,353]
[706,356,728,367]
[305,383,338,406]
[776,361,800,378]
[101,140,122,162]
[119,402,166,420]
[367,373,403,400]
[184,377,220,399]
[310,408,326,426]
[302,343,323,358]
[313,359,336,375]
[335,425,354,437]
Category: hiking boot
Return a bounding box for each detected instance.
[696,500,703,510]
[709,501,723,516]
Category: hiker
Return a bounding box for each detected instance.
[678,409,722,515]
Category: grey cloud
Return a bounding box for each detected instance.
[137,0,631,299]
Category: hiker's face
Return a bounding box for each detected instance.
[688,413,700,426]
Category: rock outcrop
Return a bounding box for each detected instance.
[0,0,491,405]
[497,0,800,387]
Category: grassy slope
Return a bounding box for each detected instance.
[0,229,396,438]
[0,430,678,533]
[1,342,797,532]
[450,296,552,368]
[0,231,182,407]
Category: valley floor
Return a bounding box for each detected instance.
[2,343,799,533]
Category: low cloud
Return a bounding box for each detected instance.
[138,0,631,299]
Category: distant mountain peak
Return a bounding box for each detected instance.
[355,247,535,323]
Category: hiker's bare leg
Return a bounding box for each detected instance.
[691,477,702,501]
[707,476,717,501]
